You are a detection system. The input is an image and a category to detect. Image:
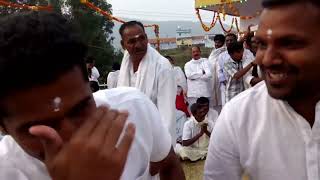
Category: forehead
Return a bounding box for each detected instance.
[3,67,92,122]
[256,4,320,39]
[122,25,145,39]
[192,47,200,51]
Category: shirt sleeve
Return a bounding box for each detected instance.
[204,104,243,180]
[92,67,100,80]
[182,121,192,141]
[184,63,203,80]
[218,56,227,83]
[0,168,30,180]
[223,61,238,78]
[200,60,213,80]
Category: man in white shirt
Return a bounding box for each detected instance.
[86,57,100,83]
[208,34,226,113]
[117,21,177,145]
[204,0,320,179]
[166,55,187,95]
[184,46,212,106]
[107,62,120,89]
[0,12,185,180]
[177,103,214,162]
[217,34,256,105]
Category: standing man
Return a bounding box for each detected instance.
[217,34,256,105]
[208,34,226,113]
[205,0,320,179]
[184,46,212,106]
[223,42,257,102]
[117,21,177,146]
[107,62,120,89]
[0,12,185,180]
[86,56,100,83]
[166,55,187,96]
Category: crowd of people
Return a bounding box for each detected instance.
[1,0,320,179]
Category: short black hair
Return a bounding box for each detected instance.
[245,32,255,49]
[214,34,226,43]
[119,21,145,37]
[196,97,210,105]
[86,56,95,64]
[227,42,244,55]
[192,45,201,51]
[0,12,88,100]
[262,0,320,8]
[112,62,121,71]
[190,103,199,115]
[226,33,238,41]
[164,55,173,61]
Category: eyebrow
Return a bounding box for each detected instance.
[17,95,93,131]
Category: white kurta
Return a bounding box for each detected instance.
[0,88,172,180]
[173,66,187,94]
[117,44,177,146]
[208,47,227,108]
[89,66,100,83]
[107,70,119,89]
[178,116,214,161]
[204,82,320,180]
[184,58,212,98]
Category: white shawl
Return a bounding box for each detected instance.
[117,44,168,98]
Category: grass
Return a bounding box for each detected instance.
[182,160,249,180]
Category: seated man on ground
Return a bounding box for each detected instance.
[0,12,185,180]
[196,97,219,127]
[176,103,213,162]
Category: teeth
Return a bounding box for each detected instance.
[269,72,287,80]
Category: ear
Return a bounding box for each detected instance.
[121,40,125,50]
[0,124,8,135]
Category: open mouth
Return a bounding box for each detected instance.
[266,70,290,85]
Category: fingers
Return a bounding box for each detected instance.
[116,123,135,162]
[103,112,129,149]
[90,109,119,146]
[29,125,63,161]
[73,106,106,138]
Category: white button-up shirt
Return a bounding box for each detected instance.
[205,82,320,180]
[184,58,212,98]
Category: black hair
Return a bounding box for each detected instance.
[227,42,244,55]
[226,33,238,41]
[262,0,320,8]
[119,21,145,37]
[190,103,199,115]
[192,45,201,52]
[245,32,255,49]
[112,62,121,71]
[86,56,95,64]
[0,12,88,103]
[214,34,226,43]
[196,97,210,105]
[165,55,175,63]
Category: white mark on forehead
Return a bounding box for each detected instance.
[53,97,62,112]
[267,29,273,39]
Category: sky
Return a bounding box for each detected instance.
[107,0,228,22]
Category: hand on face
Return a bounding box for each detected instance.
[29,107,135,180]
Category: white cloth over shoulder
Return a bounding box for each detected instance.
[173,66,187,93]
[0,88,172,180]
[107,70,119,89]
[184,58,212,98]
[204,82,320,180]
[117,44,177,146]
[208,47,226,107]
[89,66,100,83]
